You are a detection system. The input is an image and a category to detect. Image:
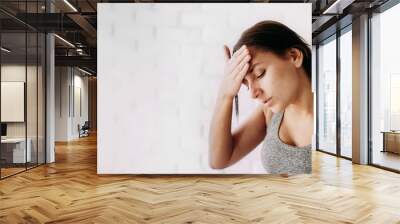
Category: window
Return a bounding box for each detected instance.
[339,27,352,158]
[317,36,337,154]
[370,2,400,171]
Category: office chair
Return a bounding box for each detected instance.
[79,121,90,138]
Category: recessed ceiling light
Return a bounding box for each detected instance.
[63,0,78,12]
[1,47,11,53]
[54,34,75,48]
[78,67,93,76]
[322,0,354,15]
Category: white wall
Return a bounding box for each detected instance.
[55,67,69,141]
[98,3,312,174]
[55,67,89,141]
[72,72,89,138]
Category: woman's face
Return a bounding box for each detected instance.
[242,47,302,113]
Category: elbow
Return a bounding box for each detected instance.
[208,140,232,170]
[209,154,229,170]
[209,162,227,170]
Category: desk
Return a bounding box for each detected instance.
[1,138,32,163]
[381,131,400,154]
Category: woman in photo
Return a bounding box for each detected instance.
[208,20,313,175]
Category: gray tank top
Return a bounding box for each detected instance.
[261,111,312,175]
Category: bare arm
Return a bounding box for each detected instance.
[209,44,271,169]
[209,102,268,169]
[228,105,268,167]
[208,94,235,169]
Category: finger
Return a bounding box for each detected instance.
[237,53,251,71]
[230,46,250,68]
[227,47,249,75]
[223,45,231,62]
[231,45,247,60]
[232,54,251,77]
[237,46,250,60]
[235,62,249,83]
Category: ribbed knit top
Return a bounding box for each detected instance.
[261,112,312,175]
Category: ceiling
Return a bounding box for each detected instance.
[0,0,392,75]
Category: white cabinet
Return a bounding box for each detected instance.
[1,138,32,163]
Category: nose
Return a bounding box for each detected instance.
[249,82,261,99]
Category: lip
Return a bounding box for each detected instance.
[263,97,272,105]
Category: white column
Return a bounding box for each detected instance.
[46,33,55,163]
[352,14,369,164]
[46,1,56,163]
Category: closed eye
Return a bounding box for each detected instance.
[256,70,266,79]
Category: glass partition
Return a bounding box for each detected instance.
[0,1,46,179]
[370,2,400,171]
[317,35,337,154]
[38,32,45,165]
[27,31,38,169]
[1,31,28,177]
[339,27,352,158]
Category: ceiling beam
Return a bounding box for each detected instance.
[67,13,97,46]
[55,55,96,69]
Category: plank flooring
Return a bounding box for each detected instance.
[0,167,26,178]
[1,134,400,223]
[372,151,400,171]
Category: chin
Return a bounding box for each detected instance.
[268,104,285,114]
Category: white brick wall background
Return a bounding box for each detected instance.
[98,3,311,174]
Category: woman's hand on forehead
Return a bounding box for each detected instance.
[218,44,251,98]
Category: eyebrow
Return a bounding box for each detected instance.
[241,62,260,86]
[249,62,261,73]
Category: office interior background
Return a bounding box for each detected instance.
[0,0,400,223]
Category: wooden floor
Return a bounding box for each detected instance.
[1,134,400,223]
[1,163,45,178]
[372,150,400,171]
[1,167,26,178]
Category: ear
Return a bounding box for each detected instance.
[287,48,303,68]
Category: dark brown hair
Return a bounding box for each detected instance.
[232,20,311,118]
